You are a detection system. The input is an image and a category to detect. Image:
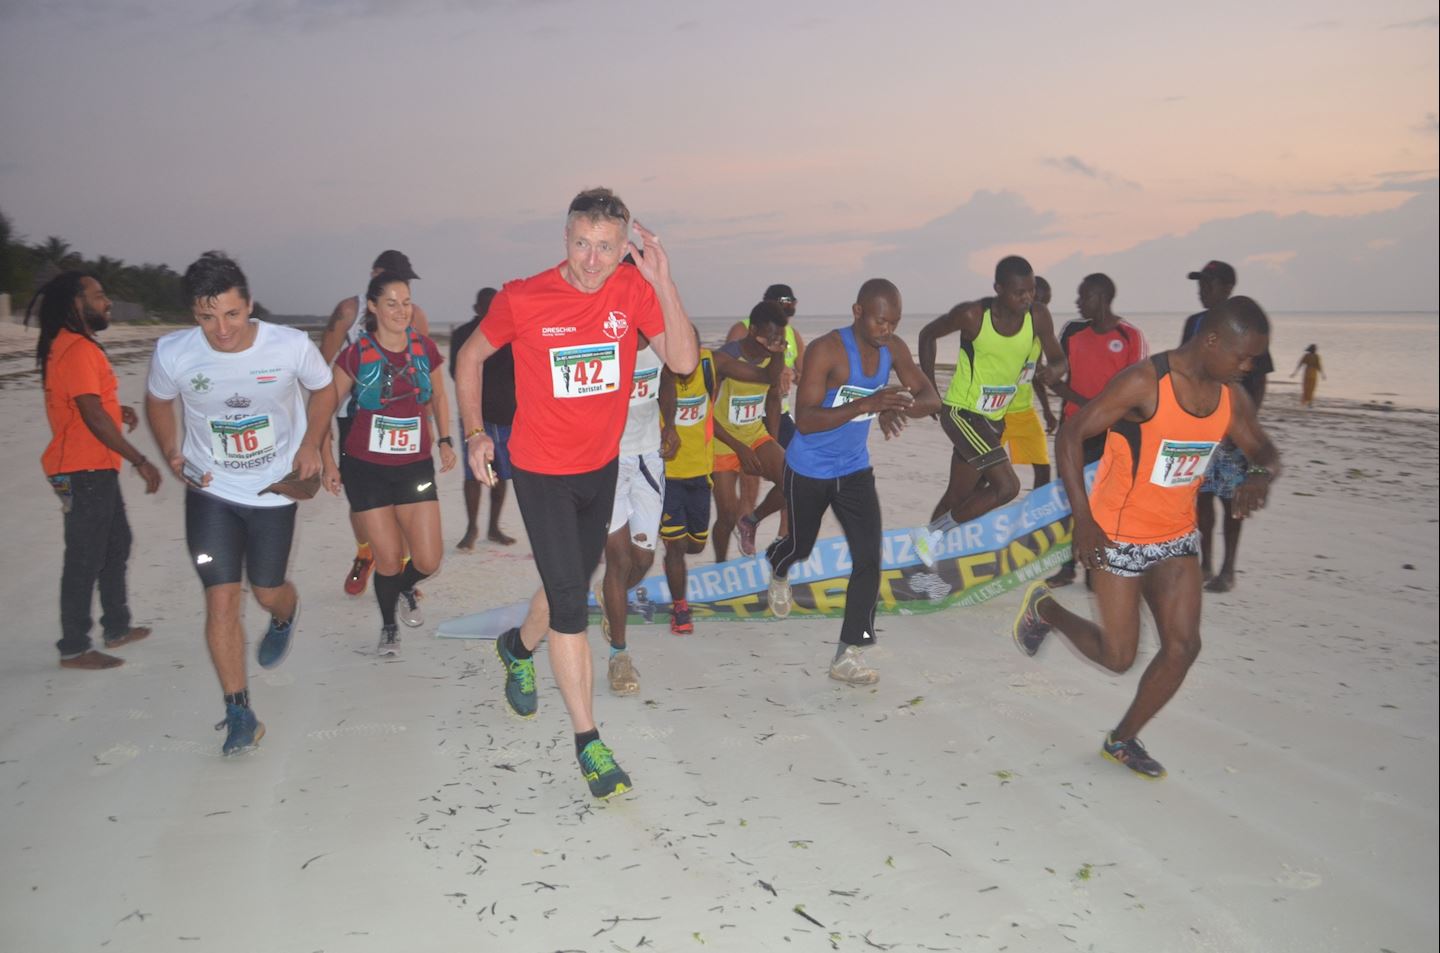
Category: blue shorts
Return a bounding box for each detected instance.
[464,422,513,482]
[660,475,712,543]
[1200,442,1246,500]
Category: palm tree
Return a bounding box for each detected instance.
[90,255,135,299]
[32,236,77,269]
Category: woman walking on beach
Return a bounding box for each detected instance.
[1292,344,1324,407]
[300,273,456,655]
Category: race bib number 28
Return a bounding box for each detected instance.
[551,343,620,398]
[676,394,707,427]
[1150,439,1218,488]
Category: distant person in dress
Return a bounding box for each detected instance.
[1181,261,1274,593]
[1292,345,1324,407]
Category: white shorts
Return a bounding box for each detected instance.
[609,451,665,551]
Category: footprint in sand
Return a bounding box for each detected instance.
[306,723,407,741]
[1274,864,1324,889]
[91,743,141,776]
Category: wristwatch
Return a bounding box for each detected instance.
[437,436,453,447]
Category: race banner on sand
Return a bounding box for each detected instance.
[594,463,1097,627]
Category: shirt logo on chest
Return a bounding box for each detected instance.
[225,393,252,409]
[602,311,630,341]
[189,373,212,393]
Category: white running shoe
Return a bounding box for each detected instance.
[378,624,402,657]
[911,526,943,568]
[768,573,793,619]
[398,589,424,628]
[829,645,879,685]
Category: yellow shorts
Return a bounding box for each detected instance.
[1000,406,1050,465]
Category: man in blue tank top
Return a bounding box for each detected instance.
[764,279,940,684]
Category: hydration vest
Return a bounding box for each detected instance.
[353,329,432,411]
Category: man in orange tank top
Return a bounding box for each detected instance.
[1009,298,1281,780]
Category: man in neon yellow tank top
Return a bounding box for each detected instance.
[914,256,1068,567]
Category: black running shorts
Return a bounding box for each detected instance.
[185,489,297,589]
[511,459,618,635]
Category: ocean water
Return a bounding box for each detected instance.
[689,311,1440,411]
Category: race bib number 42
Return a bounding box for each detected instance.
[208,415,276,465]
[1150,439,1218,488]
[728,393,765,426]
[833,384,878,421]
[551,343,620,398]
[369,415,421,455]
[976,385,1017,414]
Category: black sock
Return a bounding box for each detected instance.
[503,627,533,660]
[223,689,249,709]
[374,571,402,627]
[575,729,600,757]
[398,561,427,593]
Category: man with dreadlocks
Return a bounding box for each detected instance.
[32,272,163,670]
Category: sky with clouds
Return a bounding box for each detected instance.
[1,0,1435,319]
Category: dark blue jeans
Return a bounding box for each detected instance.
[56,469,133,657]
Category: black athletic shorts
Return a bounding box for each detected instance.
[941,405,1009,470]
[660,475,712,543]
[341,456,439,512]
[511,458,618,635]
[185,489,297,589]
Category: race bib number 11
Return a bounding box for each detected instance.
[551,343,620,398]
[1150,439,1218,488]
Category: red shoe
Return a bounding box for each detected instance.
[344,553,374,596]
[669,599,694,635]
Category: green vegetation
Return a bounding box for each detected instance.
[1,207,269,320]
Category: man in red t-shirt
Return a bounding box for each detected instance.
[1043,273,1148,587]
[456,187,699,800]
[32,272,163,669]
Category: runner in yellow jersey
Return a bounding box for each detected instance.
[914,256,1068,566]
[1000,275,1058,488]
[712,302,787,561]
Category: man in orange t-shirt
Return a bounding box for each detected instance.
[32,272,162,669]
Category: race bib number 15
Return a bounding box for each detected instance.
[1150,439,1218,488]
[551,343,620,398]
[369,415,421,455]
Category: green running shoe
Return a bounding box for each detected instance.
[1012,581,1054,657]
[1101,733,1167,780]
[577,739,631,799]
[495,628,537,718]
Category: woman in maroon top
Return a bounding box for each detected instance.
[300,273,456,655]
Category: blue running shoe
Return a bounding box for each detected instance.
[257,601,298,669]
[215,703,265,756]
[578,739,631,799]
[496,628,537,718]
[1101,733,1167,780]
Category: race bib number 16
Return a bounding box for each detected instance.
[208,415,276,464]
[551,343,620,398]
[1150,439,1218,488]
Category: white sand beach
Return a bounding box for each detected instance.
[0,322,1435,953]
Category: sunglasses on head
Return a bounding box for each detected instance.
[568,194,630,221]
[777,296,796,305]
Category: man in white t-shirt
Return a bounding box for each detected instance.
[145,252,333,756]
[592,336,677,696]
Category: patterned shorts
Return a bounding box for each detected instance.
[1200,442,1246,499]
[1103,529,1202,577]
